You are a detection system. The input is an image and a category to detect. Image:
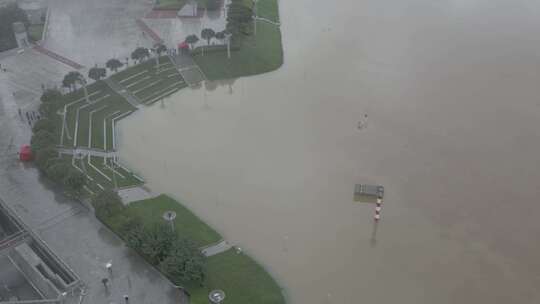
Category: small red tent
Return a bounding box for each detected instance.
[178,42,189,50]
[19,145,33,161]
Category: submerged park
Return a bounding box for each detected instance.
[28,0,285,302]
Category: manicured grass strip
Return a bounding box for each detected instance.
[102,197,284,304]
[257,0,280,23]
[189,249,286,304]
[120,194,221,247]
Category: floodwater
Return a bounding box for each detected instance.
[118,0,540,303]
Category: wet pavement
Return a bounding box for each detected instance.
[0,3,187,301]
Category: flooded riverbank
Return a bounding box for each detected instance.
[118,0,540,302]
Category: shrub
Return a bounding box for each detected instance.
[63,168,85,195]
[123,217,146,250]
[35,147,58,170]
[140,222,176,265]
[40,89,63,104]
[31,130,56,153]
[160,238,206,286]
[45,159,71,183]
[32,118,56,134]
[91,190,124,220]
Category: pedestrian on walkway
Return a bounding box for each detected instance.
[123,295,129,304]
[102,278,109,289]
[106,262,113,276]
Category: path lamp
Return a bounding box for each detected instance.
[209,289,225,304]
[225,32,232,59]
[162,210,177,232]
[253,0,258,35]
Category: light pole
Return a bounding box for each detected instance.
[253,0,258,35]
[209,289,225,304]
[163,211,177,232]
[225,32,232,59]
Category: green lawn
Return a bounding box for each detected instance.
[118,194,221,247]
[189,249,286,304]
[193,0,283,80]
[28,24,44,42]
[103,195,285,304]
[257,0,280,23]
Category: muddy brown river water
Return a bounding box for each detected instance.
[118,0,540,302]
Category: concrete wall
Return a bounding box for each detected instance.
[9,243,61,300]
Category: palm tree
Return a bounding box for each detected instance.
[215,31,226,44]
[153,43,167,72]
[88,66,107,81]
[62,71,81,92]
[106,59,123,73]
[201,28,215,55]
[185,35,199,51]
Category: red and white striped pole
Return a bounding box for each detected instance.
[374,198,382,221]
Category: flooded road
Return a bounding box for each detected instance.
[118,0,540,303]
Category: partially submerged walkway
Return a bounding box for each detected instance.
[201,240,232,257]
[58,147,117,158]
[103,78,143,109]
[168,54,206,86]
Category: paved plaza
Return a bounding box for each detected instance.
[0,0,192,302]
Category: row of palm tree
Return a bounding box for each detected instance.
[184,28,230,57]
[62,43,171,102]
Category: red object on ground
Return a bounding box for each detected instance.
[19,145,33,161]
[178,42,189,49]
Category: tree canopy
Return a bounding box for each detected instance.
[91,189,125,220]
[106,58,124,72]
[88,67,107,81]
[131,47,150,62]
[159,238,206,285]
[201,28,216,45]
[185,35,199,49]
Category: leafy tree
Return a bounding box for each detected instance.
[31,130,56,152]
[185,35,199,50]
[63,168,86,194]
[32,118,55,134]
[40,89,62,104]
[88,67,107,81]
[131,47,150,63]
[35,147,57,170]
[124,217,146,250]
[226,1,254,36]
[91,189,125,220]
[215,31,226,43]
[45,159,71,183]
[140,222,176,265]
[160,238,206,285]
[106,58,123,72]
[62,71,80,91]
[201,28,215,45]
